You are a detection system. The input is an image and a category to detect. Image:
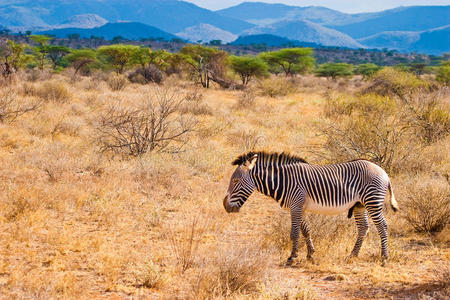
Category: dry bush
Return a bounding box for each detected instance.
[36,80,71,102]
[403,179,450,233]
[402,87,450,144]
[319,93,420,173]
[131,260,167,289]
[193,245,269,298]
[0,89,40,123]
[106,73,128,91]
[366,67,433,101]
[258,77,298,97]
[129,65,164,84]
[97,87,197,156]
[169,218,206,274]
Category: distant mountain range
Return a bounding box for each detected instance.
[243,19,364,48]
[177,24,237,44]
[359,25,450,55]
[0,1,448,54]
[38,22,179,41]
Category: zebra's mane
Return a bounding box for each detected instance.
[232,151,308,166]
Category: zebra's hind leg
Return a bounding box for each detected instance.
[346,205,368,262]
[367,205,389,266]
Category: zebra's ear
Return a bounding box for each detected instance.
[246,154,258,170]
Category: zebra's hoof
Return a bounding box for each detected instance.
[286,257,294,266]
[345,255,356,263]
[307,256,316,265]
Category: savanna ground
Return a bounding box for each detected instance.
[0,69,449,299]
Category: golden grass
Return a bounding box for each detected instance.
[0,73,448,299]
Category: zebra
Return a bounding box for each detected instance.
[223,151,399,266]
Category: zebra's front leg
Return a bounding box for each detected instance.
[287,206,302,265]
[300,220,315,263]
[287,218,300,265]
[347,207,369,261]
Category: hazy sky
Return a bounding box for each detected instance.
[186,0,450,12]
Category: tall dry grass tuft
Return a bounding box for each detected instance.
[36,80,71,103]
[106,73,129,91]
[258,77,298,97]
[169,217,207,274]
[193,245,269,298]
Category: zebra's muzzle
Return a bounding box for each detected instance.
[223,196,240,213]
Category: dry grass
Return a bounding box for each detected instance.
[0,72,448,299]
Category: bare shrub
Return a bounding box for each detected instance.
[193,245,268,298]
[258,77,297,97]
[129,65,164,84]
[228,128,265,152]
[36,81,71,103]
[403,179,450,234]
[0,89,40,123]
[97,88,197,156]
[168,218,206,274]
[318,93,422,173]
[401,87,450,144]
[106,73,128,91]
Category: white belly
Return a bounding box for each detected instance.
[303,198,358,215]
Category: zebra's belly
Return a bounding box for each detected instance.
[303,198,358,215]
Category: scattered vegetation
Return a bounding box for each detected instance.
[0,34,448,299]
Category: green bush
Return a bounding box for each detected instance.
[436,61,450,84]
[315,63,354,80]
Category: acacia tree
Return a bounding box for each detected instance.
[230,55,268,85]
[46,45,70,69]
[259,48,315,76]
[315,63,354,80]
[180,45,228,88]
[1,39,34,79]
[66,49,97,76]
[97,44,140,74]
[355,63,381,78]
[30,35,52,69]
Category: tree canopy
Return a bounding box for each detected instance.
[315,63,354,80]
[229,55,268,85]
[259,48,315,76]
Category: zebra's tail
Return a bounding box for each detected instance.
[388,181,399,212]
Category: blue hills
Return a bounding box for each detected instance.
[0,0,448,54]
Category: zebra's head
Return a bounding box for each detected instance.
[223,153,258,213]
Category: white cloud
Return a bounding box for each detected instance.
[187,0,450,12]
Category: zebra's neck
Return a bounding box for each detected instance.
[251,161,303,207]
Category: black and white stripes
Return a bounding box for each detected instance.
[224,151,399,265]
